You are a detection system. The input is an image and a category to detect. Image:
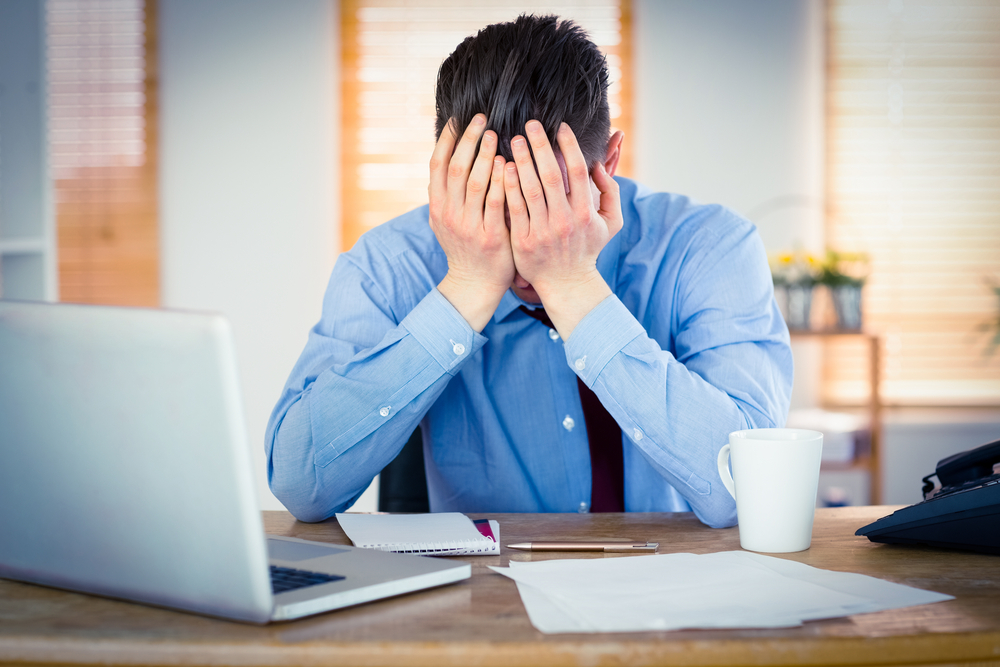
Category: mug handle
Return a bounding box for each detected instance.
[717,444,737,500]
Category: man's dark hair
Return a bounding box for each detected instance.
[434,14,611,168]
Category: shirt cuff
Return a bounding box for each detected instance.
[564,295,644,387]
[401,287,487,376]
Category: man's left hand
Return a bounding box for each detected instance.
[504,120,623,339]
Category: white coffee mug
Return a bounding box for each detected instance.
[717,428,823,553]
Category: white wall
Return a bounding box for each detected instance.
[158,0,343,511]
[633,0,826,410]
[633,0,825,252]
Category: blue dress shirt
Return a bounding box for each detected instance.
[266,177,792,528]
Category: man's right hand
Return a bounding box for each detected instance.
[429,114,514,332]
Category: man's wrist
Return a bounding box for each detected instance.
[534,270,613,340]
[437,273,507,332]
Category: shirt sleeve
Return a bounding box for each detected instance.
[265,251,486,522]
[564,213,792,528]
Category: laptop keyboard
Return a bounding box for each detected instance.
[270,565,345,594]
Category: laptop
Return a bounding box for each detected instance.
[0,300,469,624]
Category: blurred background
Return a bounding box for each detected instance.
[1,0,998,514]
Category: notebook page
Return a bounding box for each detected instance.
[336,512,499,555]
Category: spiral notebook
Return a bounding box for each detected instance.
[336,512,500,556]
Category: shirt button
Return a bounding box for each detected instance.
[379,406,391,417]
[578,501,589,513]
[452,342,465,355]
[574,356,586,371]
[548,328,560,341]
[562,415,575,431]
[633,427,643,442]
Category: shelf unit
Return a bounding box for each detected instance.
[790,329,882,504]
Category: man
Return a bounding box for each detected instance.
[266,15,792,528]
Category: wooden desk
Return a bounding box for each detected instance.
[2,507,999,667]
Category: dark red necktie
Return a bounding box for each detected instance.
[520,306,625,512]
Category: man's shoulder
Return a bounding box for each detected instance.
[344,205,446,268]
[616,177,754,249]
[338,204,447,288]
[349,204,436,255]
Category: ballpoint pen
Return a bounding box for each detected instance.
[506,541,658,552]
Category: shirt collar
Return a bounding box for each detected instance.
[494,290,539,323]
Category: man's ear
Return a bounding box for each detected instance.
[603,130,624,178]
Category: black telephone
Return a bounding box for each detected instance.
[921,438,1000,499]
[857,438,1000,555]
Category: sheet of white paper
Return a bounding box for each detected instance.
[491,551,953,634]
[736,551,953,616]
[499,554,865,632]
[511,580,584,634]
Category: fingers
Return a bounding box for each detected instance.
[556,123,591,214]
[510,133,547,222]
[429,113,496,230]
[428,117,458,213]
[484,155,507,234]
[466,129,499,213]
[447,114,488,203]
[504,159,529,240]
[592,160,624,237]
[524,120,566,204]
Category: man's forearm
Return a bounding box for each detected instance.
[268,362,451,522]
[266,288,484,522]
[564,296,791,528]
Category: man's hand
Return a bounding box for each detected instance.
[504,120,623,339]
[429,114,514,332]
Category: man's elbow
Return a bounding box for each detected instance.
[267,402,339,522]
[693,490,738,529]
[286,504,332,524]
[268,467,333,523]
[268,453,369,523]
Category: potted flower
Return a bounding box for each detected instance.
[769,250,821,330]
[818,250,869,331]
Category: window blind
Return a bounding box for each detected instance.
[825,0,1000,406]
[341,0,632,252]
[47,0,158,306]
